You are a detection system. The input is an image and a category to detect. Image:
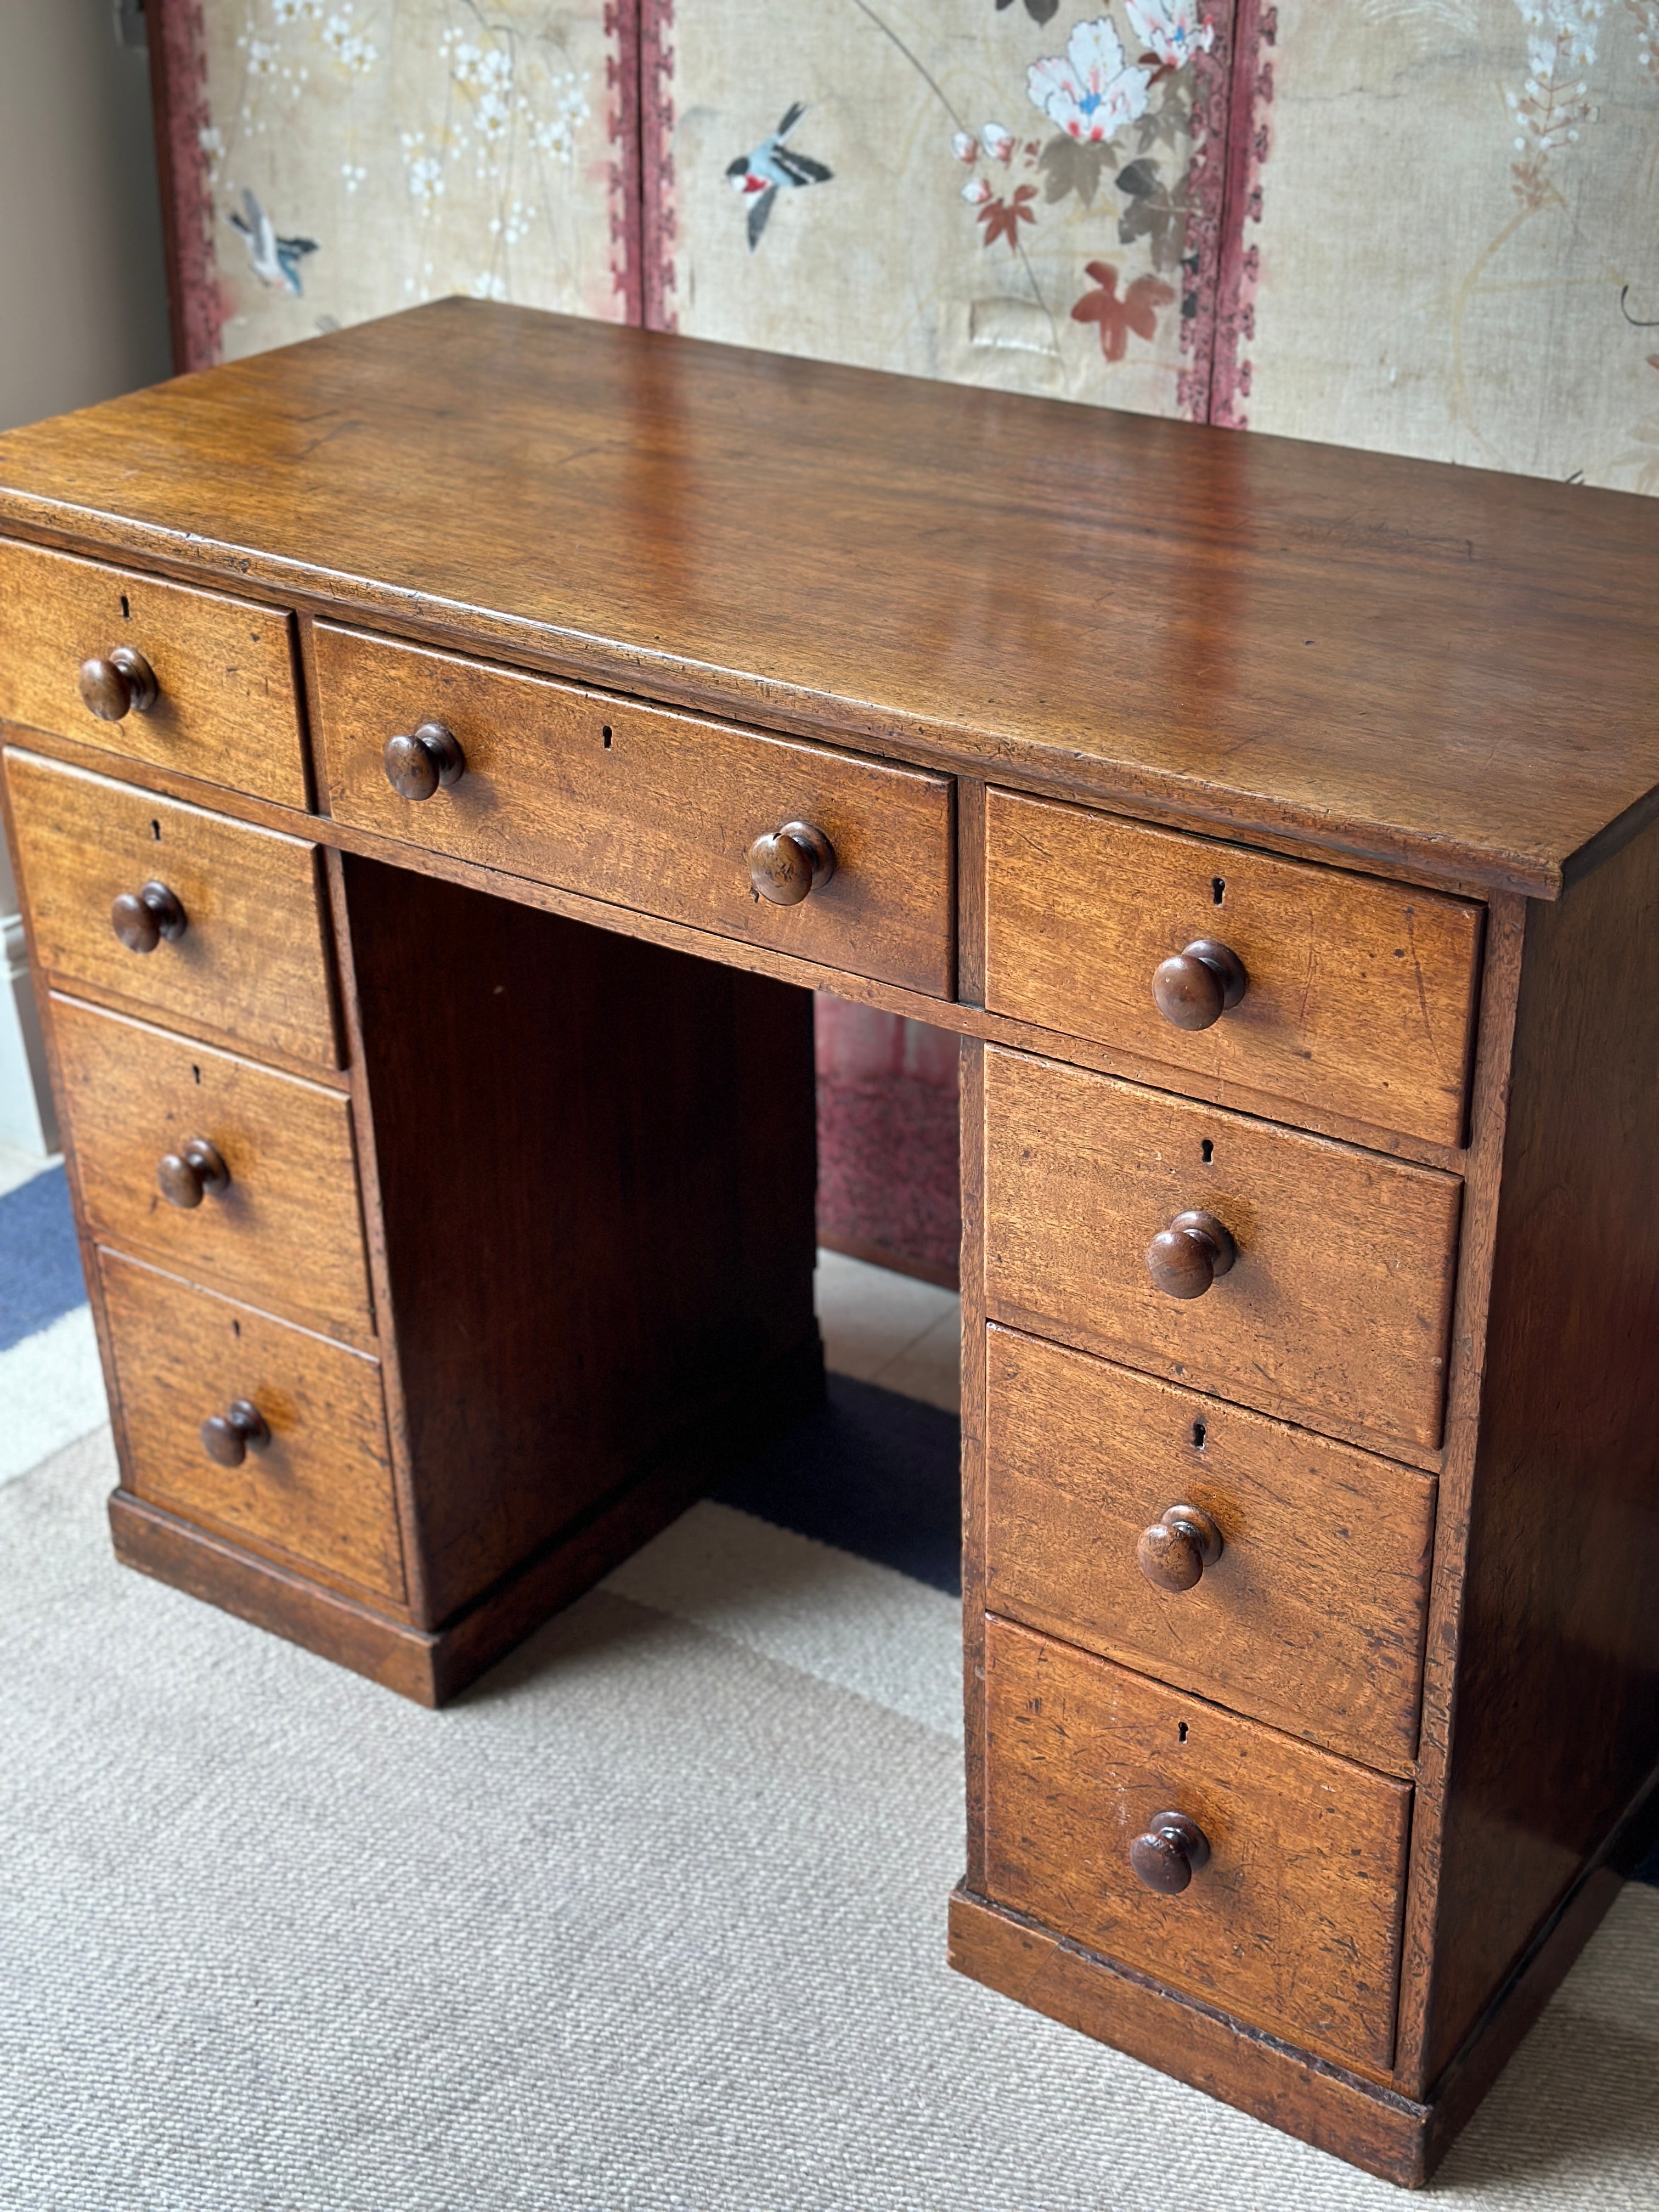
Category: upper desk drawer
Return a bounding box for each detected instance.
[984,791,1482,1147]
[314,626,955,998]
[5,751,338,1067]
[0,541,305,807]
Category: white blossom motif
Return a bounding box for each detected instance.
[1506,0,1604,202]
[1125,0,1216,68]
[321,8,378,75]
[1026,18,1153,143]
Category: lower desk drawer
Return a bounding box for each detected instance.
[313,624,955,998]
[984,1328,1436,1770]
[983,1046,1462,1457]
[55,996,373,1344]
[100,1250,403,1601]
[983,1617,1412,2073]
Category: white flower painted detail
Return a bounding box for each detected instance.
[1125,0,1216,69]
[1026,18,1153,143]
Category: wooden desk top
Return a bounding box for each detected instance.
[0,298,1653,899]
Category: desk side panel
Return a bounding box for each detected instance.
[1422,815,1659,2083]
[339,855,821,1627]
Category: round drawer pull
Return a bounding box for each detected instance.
[110,880,188,955]
[1146,1209,1235,1300]
[746,820,836,907]
[77,647,159,723]
[199,1398,270,1468]
[156,1137,231,1211]
[1137,1504,1223,1593]
[1152,939,1247,1031]
[1129,1810,1211,1895]
[383,720,465,802]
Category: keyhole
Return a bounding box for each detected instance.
[601,725,613,749]
[1177,1722,1189,1744]
[1191,1419,1206,1449]
[150,819,162,842]
[1200,1139,1214,1165]
[1211,876,1225,906]
[120,594,131,620]
[191,1065,201,1086]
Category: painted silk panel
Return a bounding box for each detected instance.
[648,1,1235,419]
[163,2,631,369]
[1223,0,1659,492]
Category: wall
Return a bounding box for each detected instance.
[0,0,174,1154]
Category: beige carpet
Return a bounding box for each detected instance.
[2,1429,1655,2211]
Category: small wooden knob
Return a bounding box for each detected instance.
[110,880,188,954]
[747,821,836,906]
[1153,939,1248,1031]
[1137,1504,1223,1593]
[383,721,466,801]
[199,1398,269,1468]
[1130,1811,1211,1895]
[156,1137,230,1210]
[1147,1210,1235,1300]
[77,646,158,722]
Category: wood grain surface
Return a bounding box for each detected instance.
[983,1048,1462,1454]
[984,1327,1436,1771]
[99,1248,401,1600]
[1420,814,1659,2083]
[0,538,304,805]
[338,855,822,1628]
[983,1618,1413,2072]
[0,302,1654,895]
[4,748,338,1065]
[314,624,955,999]
[984,791,1482,1147]
[51,994,372,1344]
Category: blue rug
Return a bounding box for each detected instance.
[0,1166,83,1352]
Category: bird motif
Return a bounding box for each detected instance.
[726,103,832,251]
[225,190,319,297]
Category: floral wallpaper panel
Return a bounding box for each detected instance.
[647,1,1236,420]
[1221,0,1659,492]
[163,1,631,369]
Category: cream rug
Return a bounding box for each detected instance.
[2,1429,1655,2211]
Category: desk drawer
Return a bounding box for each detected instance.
[54,996,372,1344]
[983,1047,1461,1454]
[100,1250,402,1601]
[5,751,338,1066]
[314,625,955,998]
[984,1618,1411,2072]
[0,540,304,806]
[984,791,1482,1147]
[984,1327,1436,1770]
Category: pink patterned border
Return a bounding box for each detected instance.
[1176,1,1240,424]
[606,3,645,323]
[1210,0,1276,427]
[640,1,678,331]
[151,0,226,371]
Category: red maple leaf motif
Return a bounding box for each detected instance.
[1071,260,1176,361]
[978,183,1039,251]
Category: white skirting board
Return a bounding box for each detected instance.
[0,909,57,1158]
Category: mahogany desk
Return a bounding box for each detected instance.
[2,303,1656,2186]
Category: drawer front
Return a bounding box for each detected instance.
[984,791,1482,1147]
[53,996,372,1344]
[314,625,955,998]
[984,1327,1436,1769]
[0,540,304,806]
[983,1048,1461,1454]
[984,1618,1411,2072]
[5,751,338,1066]
[100,1250,403,1600]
